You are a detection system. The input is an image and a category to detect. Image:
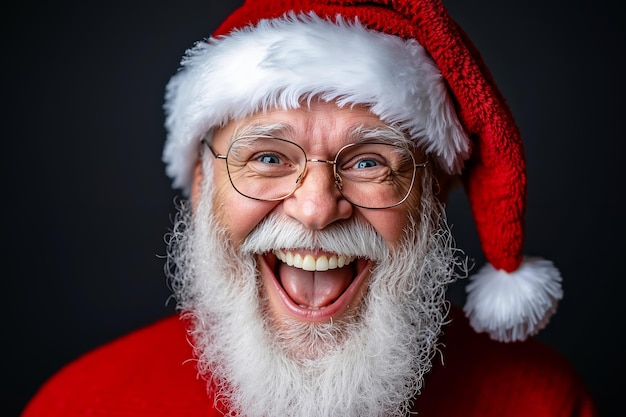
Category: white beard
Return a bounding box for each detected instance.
[165,170,464,417]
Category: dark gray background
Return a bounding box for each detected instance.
[5,1,623,416]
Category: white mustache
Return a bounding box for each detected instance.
[240,212,389,262]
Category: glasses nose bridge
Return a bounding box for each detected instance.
[306,157,336,167]
[300,157,341,188]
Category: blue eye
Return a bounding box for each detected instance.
[355,159,378,169]
[257,154,281,164]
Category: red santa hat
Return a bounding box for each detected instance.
[162,0,563,342]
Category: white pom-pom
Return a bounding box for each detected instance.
[463,257,563,342]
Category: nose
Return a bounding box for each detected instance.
[282,161,353,230]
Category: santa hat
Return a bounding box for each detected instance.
[162,0,563,342]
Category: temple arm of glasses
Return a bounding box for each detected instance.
[201,139,227,160]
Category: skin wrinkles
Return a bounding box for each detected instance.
[191,100,431,327]
[199,101,424,246]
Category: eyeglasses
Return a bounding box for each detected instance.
[203,135,428,209]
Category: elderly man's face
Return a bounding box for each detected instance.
[194,100,422,326]
[174,99,458,416]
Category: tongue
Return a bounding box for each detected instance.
[278,263,354,308]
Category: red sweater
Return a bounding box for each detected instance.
[21,307,598,416]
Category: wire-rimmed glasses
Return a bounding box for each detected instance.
[204,135,428,209]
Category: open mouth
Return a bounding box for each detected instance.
[259,249,373,321]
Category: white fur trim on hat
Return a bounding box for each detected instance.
[163,12,470,194]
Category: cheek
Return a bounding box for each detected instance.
[357,179,423,247]
[356,208,412,247]
[212,170,278,245]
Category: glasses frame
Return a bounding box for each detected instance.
[202,136,429,209]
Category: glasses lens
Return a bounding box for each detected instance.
[336,142,416,208]
[226,137,306,201]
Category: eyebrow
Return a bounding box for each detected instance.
[231,123,292,141]
[348,124,414,148]
[231,121,414,149]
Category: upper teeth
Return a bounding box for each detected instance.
[274,250,355,272]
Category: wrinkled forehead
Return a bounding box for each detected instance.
[210,99,415,150]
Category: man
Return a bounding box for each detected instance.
[21,0,598,416]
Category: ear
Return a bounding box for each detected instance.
[190,158,204,212]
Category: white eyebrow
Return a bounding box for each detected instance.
[231,123,293,141]
[349,124,414,148]
[230,122,415,149]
